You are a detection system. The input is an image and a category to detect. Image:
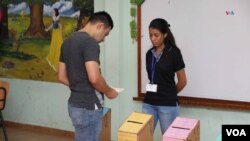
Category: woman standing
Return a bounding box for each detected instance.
[45,8,63,72]
[142,18,187,134]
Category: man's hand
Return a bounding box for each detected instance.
[105,88,118,99]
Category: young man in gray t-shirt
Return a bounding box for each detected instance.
[58,11,118,141]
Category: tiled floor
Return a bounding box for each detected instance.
[0,126,73,141]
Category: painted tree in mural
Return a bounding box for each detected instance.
[24,3,47,38]
[0,0,9,40]
[23,0,57,38]
[73,0,94,30]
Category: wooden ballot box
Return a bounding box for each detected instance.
[118,112,153,141]
[101,107,111,141]
[163,117,200,141]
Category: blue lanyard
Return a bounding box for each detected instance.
[151,54,157,84]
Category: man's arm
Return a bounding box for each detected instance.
[58,62,69,86]
[85,61,118,99]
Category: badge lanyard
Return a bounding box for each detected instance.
[151,54,157,84]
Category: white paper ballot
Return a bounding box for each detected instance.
[113,87,124,93]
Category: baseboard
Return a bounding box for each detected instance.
[5,121,74,138]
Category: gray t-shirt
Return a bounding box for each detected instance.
[60,32,103,110]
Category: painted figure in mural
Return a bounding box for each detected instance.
[142,18,187,135]
[45,8,63,72]
[58,11,118,141]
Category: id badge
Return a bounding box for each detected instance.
[146,84,157,92]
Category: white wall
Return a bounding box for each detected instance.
[1,1,250,141]
[1,78,73,131]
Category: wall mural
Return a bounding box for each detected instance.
[0,0,94,82]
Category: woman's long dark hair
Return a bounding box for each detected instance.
[149,18,178,48]
[54,8,59,17]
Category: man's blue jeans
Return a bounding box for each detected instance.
[68,104,102,141]
[142,103,179,134]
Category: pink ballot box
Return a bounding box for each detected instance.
[163,117,200,141]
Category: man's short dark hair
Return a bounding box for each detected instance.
[88,11,114,29]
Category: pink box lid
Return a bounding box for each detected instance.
[163,126,190,140]
[170,117,198,129]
